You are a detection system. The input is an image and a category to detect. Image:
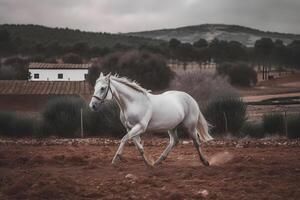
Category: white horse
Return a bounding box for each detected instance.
[89,73,213,167]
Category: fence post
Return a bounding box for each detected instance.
[223,112,228,133]
[80,108,84,138]
[284,111,288,138]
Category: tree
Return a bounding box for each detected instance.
[0,29,11,42]
[225,41,247,61]
[254,38,274,79]
[72,42,90,56]
[169,38,181,49]
[95,51,174,90]
[62,53,82,64]
[46,42,64,56]
[287,40,300,69]
[0,29,16,55]
[208,38,228,63]
[193,38,208,48]
[176,43,198,61]
[271,40,287,68]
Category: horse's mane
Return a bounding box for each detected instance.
[111,74,151,94]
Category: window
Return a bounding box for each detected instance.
[84,74,88,80]
[57,73,63,79]
[34,73,39,79]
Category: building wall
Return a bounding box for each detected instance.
[29,69,88,81]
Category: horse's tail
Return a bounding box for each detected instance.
[196,111,214,142]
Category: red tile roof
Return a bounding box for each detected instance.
[0,81,93,95]
[29,62,92,69]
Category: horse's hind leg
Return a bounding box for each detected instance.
[154,129,179,166]
[189,129,209,166]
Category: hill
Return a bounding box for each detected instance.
[126,24,300,46]
[0,24,161,48]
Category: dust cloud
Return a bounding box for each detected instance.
[209,151,234,166]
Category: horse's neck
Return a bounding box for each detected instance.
[111,79,147,109]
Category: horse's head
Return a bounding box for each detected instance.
[89,72,113,111]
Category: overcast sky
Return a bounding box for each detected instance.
[0,0,299,34]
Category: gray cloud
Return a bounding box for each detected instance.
[0,0,299,34]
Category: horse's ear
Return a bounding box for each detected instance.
[106,72,111,79]
[99,72,104,78]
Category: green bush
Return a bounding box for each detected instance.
[240,121,264,138]
[204,93,247,136]
[0,111,35,137]
[287,114,300,139]
[217,62,257,87]
[263,113,284,135]
[11,114,35,137]
[84,101,125,137]
[0,56,30,80]
[42,96,86,137]
[0,111,14,134]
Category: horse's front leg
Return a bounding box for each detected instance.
[112,124,152,166]
[132,136,154,168]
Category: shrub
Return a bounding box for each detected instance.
[0,66,20,80]
[0,111,35,137]
[0,56,29,80]
[84,101,125,137]
[100,50,174,90]
[0,111,15,135]
[204,93,247,136]
[11,114,35,137]
[263,113,284,135]
[41,96,86,137]
[217,62,257,87]
[240,121,264,138]
[287,114,300,139]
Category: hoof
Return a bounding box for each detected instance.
[112,155,121,166]
[153,160,162,166]
[203,160,210,166]
[145,162,154,169]
[143,158,154,169]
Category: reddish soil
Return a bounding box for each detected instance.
[0,138,299,200]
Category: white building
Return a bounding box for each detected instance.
[28,62,92,81]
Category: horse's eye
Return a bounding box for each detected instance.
[100,87,105,91]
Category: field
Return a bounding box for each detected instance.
[240,73,300,120]
[1,68,300,200]
[1,138,300,200]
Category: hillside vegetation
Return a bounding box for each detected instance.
[0,24,162,55]
[127,24,300,46]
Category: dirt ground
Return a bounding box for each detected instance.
[239,73,300,97]
[0,138,299,200]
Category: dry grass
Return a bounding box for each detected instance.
[169,71,237,108]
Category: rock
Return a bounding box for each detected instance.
[125,174,137,182]
[197,189,209,198]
